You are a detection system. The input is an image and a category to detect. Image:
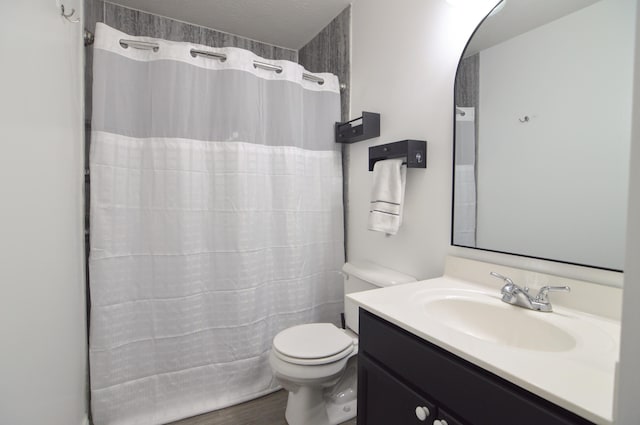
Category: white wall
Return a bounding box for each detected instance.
[348,0,495,279]
[476,0,633,271]
[349,0,629,288]
[350,0,640,421]
[616,0,640,422]
[0,1,87,424]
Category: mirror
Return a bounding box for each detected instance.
[452,0,635,272]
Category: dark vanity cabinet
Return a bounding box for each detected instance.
[357,309,594,425]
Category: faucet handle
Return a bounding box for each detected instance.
[535,286,571,303]
[490,271,514,285]
[490,272,528,292]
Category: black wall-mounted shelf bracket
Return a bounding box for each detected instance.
[369,140,427,171]
[335,111,380,143]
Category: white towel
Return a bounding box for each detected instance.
[368,158,407,235]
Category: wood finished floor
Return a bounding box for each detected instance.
[168,390,357,425]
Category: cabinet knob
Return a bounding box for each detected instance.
[433,420,449,425]
[415,406,430,421]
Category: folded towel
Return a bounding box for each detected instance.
[368,158,406,235]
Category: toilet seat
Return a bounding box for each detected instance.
[274,344,354,366]
[273,323,355,366]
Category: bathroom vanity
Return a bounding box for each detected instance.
[347,257,621,425]
[358,310,592,425]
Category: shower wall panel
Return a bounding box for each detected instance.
[102,3,298,61]
[298,6,351,255]
[298,6,350,123]
[455,53,479,109]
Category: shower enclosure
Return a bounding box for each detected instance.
[88,23,344,425]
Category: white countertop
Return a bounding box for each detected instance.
[347,275,620,424]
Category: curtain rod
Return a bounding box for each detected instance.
[112,38,345,89]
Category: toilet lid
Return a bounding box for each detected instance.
[273,323,354,361]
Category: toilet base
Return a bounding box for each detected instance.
[284,386,357,425]
[326,397,357,425]
[285,386,329,425]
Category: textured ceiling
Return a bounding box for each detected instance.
[107,0,351,50]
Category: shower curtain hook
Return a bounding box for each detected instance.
[84,29,95,46]
[60,3,80,23]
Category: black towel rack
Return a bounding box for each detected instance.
[369,140,427,171]
[335,112,380,143]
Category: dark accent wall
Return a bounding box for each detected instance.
[455,53,479,109]
[102,3,298,61]
[298,6,350,123]
[298,6,351,255]
[454,53,479,159]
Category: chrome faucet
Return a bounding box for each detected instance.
[490,272,570,312]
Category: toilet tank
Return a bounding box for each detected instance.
[342,261,416,334]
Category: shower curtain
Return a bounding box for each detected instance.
[89,23,344,425]
[453,107,477,246]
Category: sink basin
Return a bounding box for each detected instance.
[423,294,577,352]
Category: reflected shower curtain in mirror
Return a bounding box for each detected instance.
[453,107,477,246]
[89,23,344,425]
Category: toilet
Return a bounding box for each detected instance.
[269,261,417,425]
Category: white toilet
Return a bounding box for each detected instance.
[269,261,416,425]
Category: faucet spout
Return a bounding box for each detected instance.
[490,272,570,313]
[491,271,533,308]
[501,284,534,309]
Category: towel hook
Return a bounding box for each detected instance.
[60,3,80,23]
[519,116,530,123]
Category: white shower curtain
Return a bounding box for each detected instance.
[89,23,344,425]
[453,107,477,246]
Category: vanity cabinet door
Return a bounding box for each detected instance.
[358,353,437,425]
[435,408,465,425]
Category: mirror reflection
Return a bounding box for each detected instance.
[453,0,635,271]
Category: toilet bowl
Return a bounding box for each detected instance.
[269,262,416,425]
[269,323,358,425]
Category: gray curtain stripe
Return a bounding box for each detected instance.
[92,49,341,151]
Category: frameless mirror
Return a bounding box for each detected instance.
[452,0,635,272]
